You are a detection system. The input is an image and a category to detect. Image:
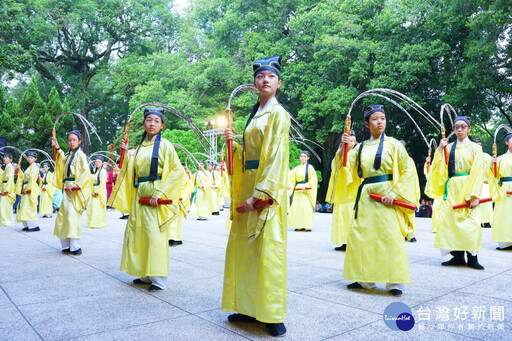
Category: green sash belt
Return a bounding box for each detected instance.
[245,160,259,170]
[93,184,99,186]
[499,176,512,187]
[443,172,470,200]
[23,181,28,185]
[134,176,161,188]
[63,177,75,182]
[42,182,48,185]
[354,174,393,219]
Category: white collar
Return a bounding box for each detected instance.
[146,134,158,141]
[457,136,470,144]
[507,149,511,154]
[257,97,277,113]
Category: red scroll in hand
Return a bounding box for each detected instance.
[507,191,512,195]
[369,193,417,211]
[236,198,274,213]
[295,186,312,191]
[65,187,80,192]
[452,197,492,210]
[138,198,173,205]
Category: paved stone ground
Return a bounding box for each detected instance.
[1,209,511,340]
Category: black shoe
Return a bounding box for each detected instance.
[72,248,82,255]
[22,227,28,231]
[497,245,512,250]
[62,248,71,253]
[27,227,40,232]
[390,289,403,296]
[347,282,363,289]
[409,237,417,242]
[227,313,257,323]
[133,278,150,285]
[481,223,492,228]
[148,285,163,292]
[441,251,466,266]
[266,323,286,337]
[305,229,312,232]
[169,240,183,246]
[466,252,484,270]
[334,244,346,251]
[212,212,220,215]
[120,215,129,220]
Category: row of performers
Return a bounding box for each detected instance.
[1,55,512,337]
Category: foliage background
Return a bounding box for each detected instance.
[1,0,511,200]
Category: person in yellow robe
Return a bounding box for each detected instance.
[0,152,16,226]
[425,116,485,269]
[337,104,419,296]
[424,157,441,232]
[490,132,512,250]
[108,107,184,291]
[15,150,41,232]
[52,130,93,256]
[190,160,212,220]
[472,138,493,228]
[220,162,231,208]
[222,55,289,337]
[86,155,107,229]
[39,162,56,218]
[327,131,357,250]
[288,151,318,232]
[210,162,222,215]
[169,167,193,246]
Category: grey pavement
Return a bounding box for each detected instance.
[1,209,511,340]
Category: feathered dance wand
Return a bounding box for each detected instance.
[342,115,351,167]
[225,84,258,174]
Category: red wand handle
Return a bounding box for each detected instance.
[138,198,173,205]
[507,191,512,195]
[228,139,233,175]
[369,193,417,211]
[452,197,492,210]
[53,146,56,161]
[236,198,274,213]
[342,115,351,167]
[119,139,127,168]
[427,162,430,174]
[343,146,348,167]
[444,146,448,165]
[494,163,498,178]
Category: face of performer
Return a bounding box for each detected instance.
[67,134,81,151]
[3,155,12,164]
[365,111,386,139]
[95,159,103,170]
[198,162,204,170]
[453,121,470,141]
[43,164,49,172]
[254,70,282,99]
[103,163,108,170]
[216,165,221,171]
[349,136,357,149]
[144,114,165,140]
[26,156,36,165]
[207,164,213,171]
[300,153,309,165]
[506,137,512,152]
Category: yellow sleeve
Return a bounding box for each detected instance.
[53,149,66,189]
[331,146,360,204]
[425,147,448,199]
[153,141,184,202]
[306,164,318,207]
[107,152,135,213]
[389,144,420,207]
[15,169,24,195]
[463,146,484,201]
[252,107,290,203]
[95,169,108,208]
[27,166,40,207]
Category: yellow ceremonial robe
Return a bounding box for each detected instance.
[169,173,192,241]
[108,138,184,278]
[480,153,493,224]
[334,136,418,284]
[222,101,290,323]
[0,163,16,226]
[425,141,484,251]
[399,157,420,238]
[288,164,318,230]
[190,170,212,218]
[424,162,441,232]
[39,171,56,215]
[16,163,40,222]
[490,152,512,243]
[86,168,107,229]
[53,148,93,240]
[326,151,357,245]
